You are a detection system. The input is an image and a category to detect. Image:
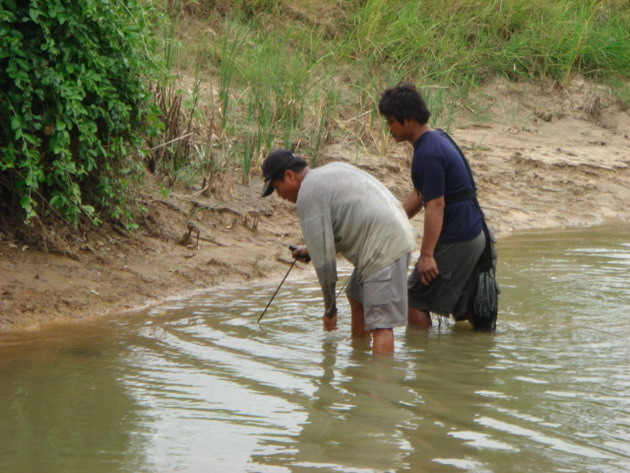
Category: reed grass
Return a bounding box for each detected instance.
[350,0,629,84]
[218,21,248,133]
[151,0,629,186]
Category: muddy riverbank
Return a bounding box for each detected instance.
[1,78,629,331]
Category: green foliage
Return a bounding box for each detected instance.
[213,19,331,173]
[218,20,246,132]
[162,0,628,183]
[349,0,630,84]
[0,0,160,224]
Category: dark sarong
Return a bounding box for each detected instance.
[408,230,485,319]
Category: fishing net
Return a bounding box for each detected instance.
[468,222,499,331]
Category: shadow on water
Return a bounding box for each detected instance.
[0,224,629,473]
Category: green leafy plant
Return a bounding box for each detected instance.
[0,0,161,225]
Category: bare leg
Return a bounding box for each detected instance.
[349,296,395,354]
[408,307,432,328]
[348,296,369,337]
[372,328,394,354]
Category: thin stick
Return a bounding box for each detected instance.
[149,132,193,152]
[258,259,297,323]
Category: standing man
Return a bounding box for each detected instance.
[378,82,487,329]
[260,149,415,354]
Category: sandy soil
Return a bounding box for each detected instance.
[1,78,629,331]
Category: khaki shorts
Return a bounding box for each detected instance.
[345,253,411,331]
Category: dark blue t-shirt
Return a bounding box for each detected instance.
[411,129,482,243]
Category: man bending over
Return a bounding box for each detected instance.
[260,149,414,353]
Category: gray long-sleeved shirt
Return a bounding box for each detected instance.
[296,162,415,315]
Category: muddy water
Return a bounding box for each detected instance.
[1,225,629,473]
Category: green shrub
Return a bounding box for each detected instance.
[0,0,161,225]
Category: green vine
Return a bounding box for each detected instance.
[0,0,162,226]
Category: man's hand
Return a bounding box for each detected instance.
[418,254,439,286]
[289,244,311,263]
[322,308,338,331]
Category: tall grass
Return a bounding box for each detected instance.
[218,24,337,175]
[241,35,314,149]
[311,88,341,165]
[152,0,629,187]
[218,21,247,133]
[350,0,629,84]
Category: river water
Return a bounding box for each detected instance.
[1,225,629,473]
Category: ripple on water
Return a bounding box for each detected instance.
[1,226,630,473]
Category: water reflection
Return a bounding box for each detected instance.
[0,224,629,473]
[0,327,148,473]
[252,340,418,473]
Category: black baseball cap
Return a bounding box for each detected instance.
[260,149,307,197]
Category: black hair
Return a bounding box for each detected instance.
[378,82,431,125]
[273,158,308,182]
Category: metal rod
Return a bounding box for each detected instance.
[257,259,297,323]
